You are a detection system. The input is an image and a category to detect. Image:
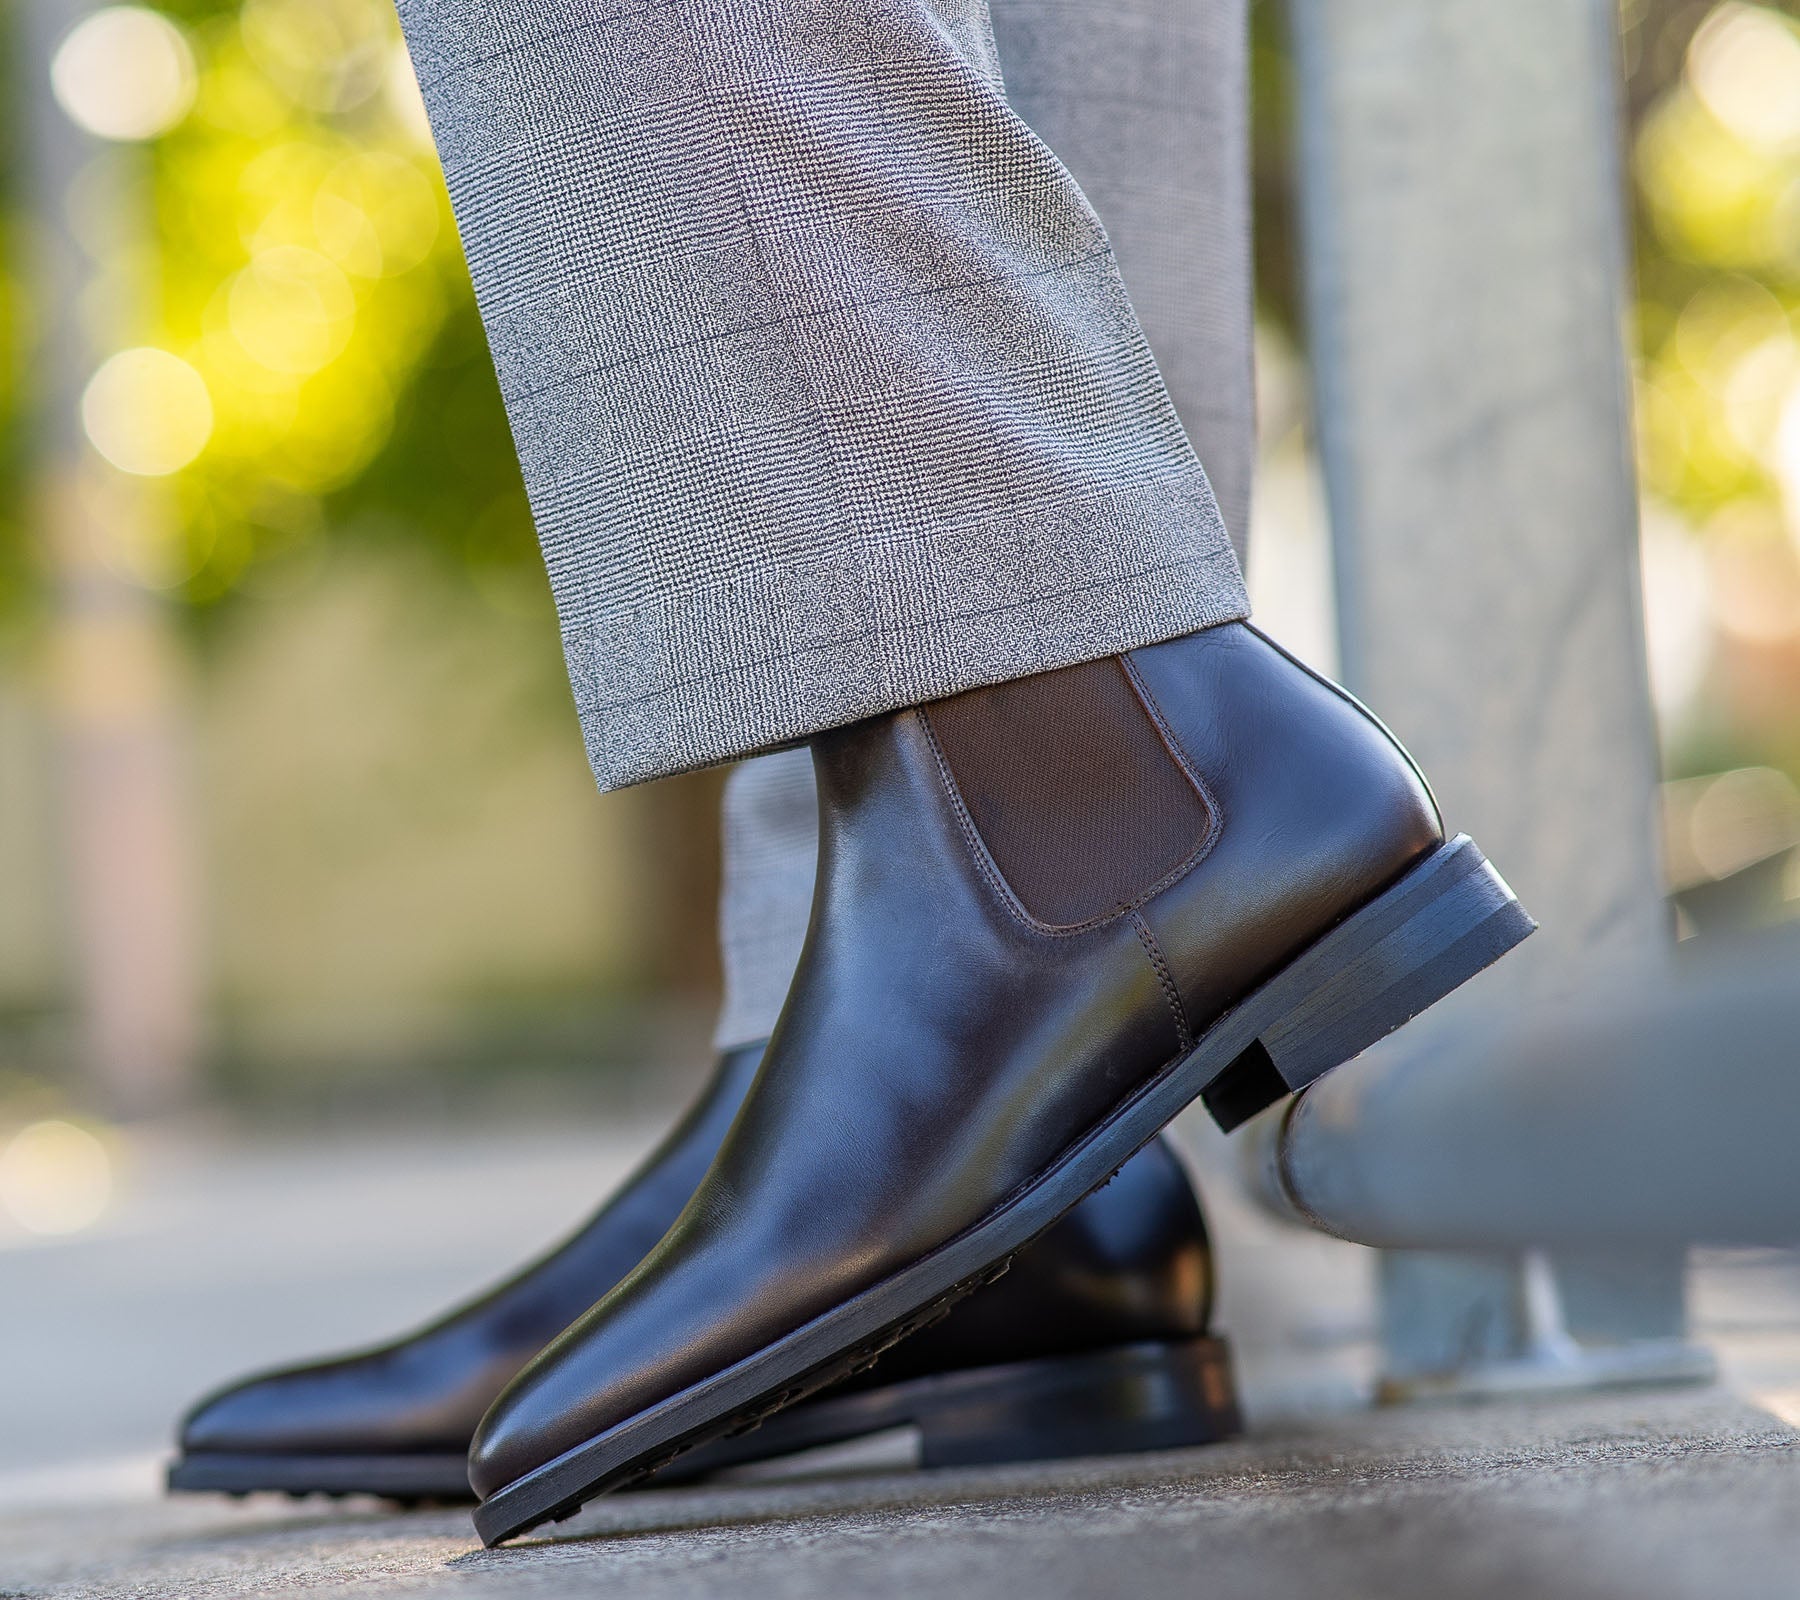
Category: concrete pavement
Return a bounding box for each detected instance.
[3,1102,1797,1598]
[7,1390,1798,1599]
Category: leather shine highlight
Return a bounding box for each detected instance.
[178,1047,767,1464]
[468,621,1443,1501]
[1128,625,1445,1024]
[175,1050,1209,1471]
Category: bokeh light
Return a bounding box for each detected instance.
[240,0,391,115]
[383,40,436,148]
[1628,0,1800,787]
[1687,3,1800,153]
[226,247,355,375]
[313,154,440,279]
[0,1121,113,1236]
[81,348,215,476]
[1686,765,1800,880]
[50,7,197,143]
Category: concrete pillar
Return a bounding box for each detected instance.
[18,0,203,1116]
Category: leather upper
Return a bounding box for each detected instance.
[178,1052,1211,1462]
[862,1132,1211,1388]
[468,622,1441,1498]
[179,1047,764,1461]
[1129,624,1444,1024]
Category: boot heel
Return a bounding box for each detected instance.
[1201,834,1534,1132]
[913,1337,1242,1470]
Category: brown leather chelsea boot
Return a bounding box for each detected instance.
[170,1051,1238,1501]
[468,622,1531,1545]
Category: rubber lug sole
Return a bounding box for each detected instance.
[660,1334,1242,1481]
[165,1336,1239,1504]
[474,834,1531,1546]
[166,1451,472,1503]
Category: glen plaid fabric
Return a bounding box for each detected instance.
[397,0,1249,790]
[990,0,1253,559]
[710,0,1256,1051]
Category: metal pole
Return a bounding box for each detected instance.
[1248,938,1800,1250]
[1289,0,1688,1391]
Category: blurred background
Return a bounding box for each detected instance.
[0,0,737,1154]
[2,0,1799,1156]
[0,0,1797,1530]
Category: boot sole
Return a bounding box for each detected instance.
[167,1449,473,1503]
[164,1335,1240,1503]
[664,1334,1242,1480]
[475,834,1531,1545]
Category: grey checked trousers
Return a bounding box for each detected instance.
[708,0,1255,1049]
[397,0,1250,793]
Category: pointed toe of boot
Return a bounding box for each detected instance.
[178,1369,300,1457]
[170,1358,445,1499]
[168,1046,773,1503]
[467,1347,596,1506]
[174,1352,397,1462]
[466,1386,533,1504]
[169,1344,502,1501]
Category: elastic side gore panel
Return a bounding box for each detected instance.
[924,656,1211,927]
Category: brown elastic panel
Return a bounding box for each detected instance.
[924,656,1212,928]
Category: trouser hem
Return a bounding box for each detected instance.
[576,545,1249,790]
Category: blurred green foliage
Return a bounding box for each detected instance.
[1,0,1798,716]
[1631,2,1800,502]
[1,0,536,632]
[157,0,535,611]
[1624,1,1800,778]
[0,58,30,639]
[155,0,538,618]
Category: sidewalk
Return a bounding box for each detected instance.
[4,1106,1797,1598]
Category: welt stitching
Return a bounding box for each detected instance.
[916,706,1053,939]
[1120,651,1225,884]
[1132,911,1192,1052]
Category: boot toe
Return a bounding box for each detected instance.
[179,1367,330,1456]
[467,1369,565,1501]
[178,1345,468,1459]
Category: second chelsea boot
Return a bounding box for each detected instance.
[169,1048,1237,1502]
[468,621,1533,1545]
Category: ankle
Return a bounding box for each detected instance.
[919,650,1214,930]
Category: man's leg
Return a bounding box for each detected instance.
[171,0,1270,1506]
[712,748,817,1052]
[398,0,1246,793]
[713,0,1255,1057]
[990,0,1254,556]
[394,0,1529,1543]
